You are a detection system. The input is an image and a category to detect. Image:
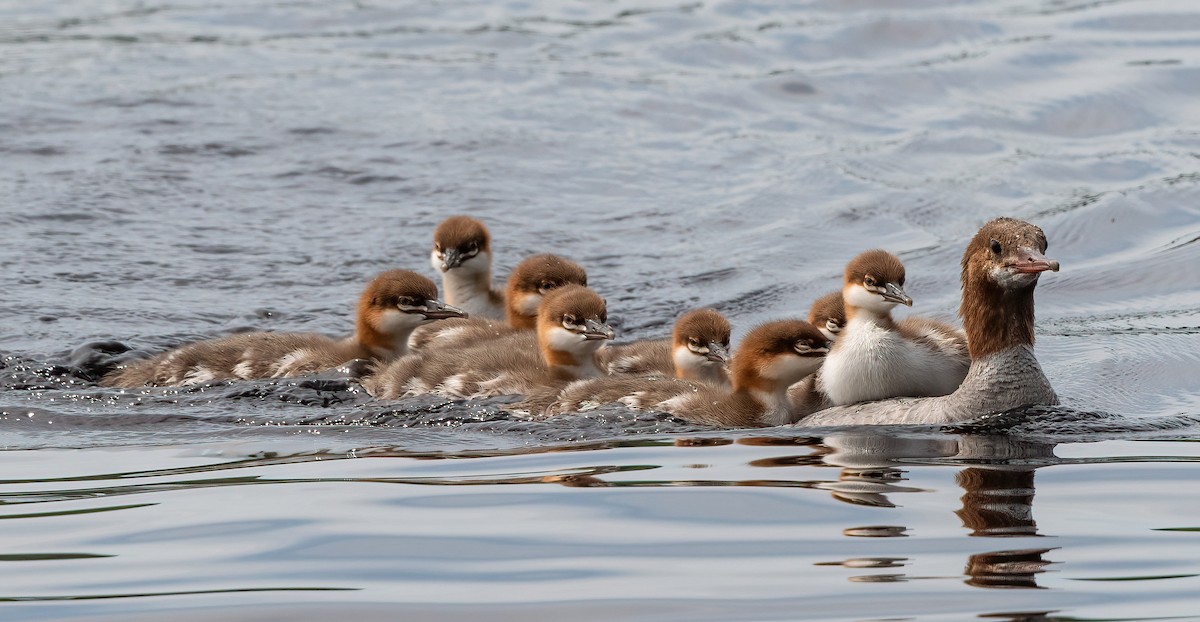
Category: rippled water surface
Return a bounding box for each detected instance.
[3,0,1200,620]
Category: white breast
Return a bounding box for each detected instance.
[821,316,965,405]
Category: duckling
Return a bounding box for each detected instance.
[409,253,588,351]
[546,320,829,427]
[797,218,1060,426]
[102,270,465,388]
[524,309,731,415]
[430,215,504,320]
[818,250,969,406]
[365,284,614,399]
[598,308,732,387]
[808,291,846,342]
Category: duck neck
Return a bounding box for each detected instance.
[506,293,539,330]
[672,346,730,388]
[538,325,604,380]
[731,371,791,424]
[844,304,895,331]
[354,319,416,361]
[959,274,1036,360]
[542,347,603,380]
[442,268,493,311]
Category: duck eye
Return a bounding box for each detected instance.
[396,296,415,307]
[563,314,577,325]
[794,341,811,353]
[688,338,700,347]
[433,244,442,254]
[990,239,1002,255]
[864,276,876,288]
[467,242,478,253]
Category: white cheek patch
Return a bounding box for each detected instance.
[545,326,584,351]
[517,293,541,316]
[375,308,427,333]
[430,250,444,273]
[672,345,706,375]
[845,284,896,315]
[457,251,490,276]
[759,354,822,384]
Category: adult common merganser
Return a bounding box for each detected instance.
[818,249,970,406]
[797,218,1060,426]
[430,215,504,320]
[808,291,846,342]
[598,308,732,387]
[408,253,588,351]
[549,319,828,427]
[364,284,614,399]
[102,270,466,388]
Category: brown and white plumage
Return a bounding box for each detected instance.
[364,284,614,399]
[430,215,505,320]
[798,218,1060,426]
[543,320,829,427]
[818,249,970,406]
[597,308,732,386]
[409,253,588,351]
[102,270,466,388]
[530,309,733,416]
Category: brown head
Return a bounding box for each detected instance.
[535,284,615,372]
[807,290,846,341]
[842,250,913,318]
[431,216,492,274]
[672,308,732,364]
[356,269,467,357]
[730,319,830,393]
[668,308,732,383]
[505,254,589,330]
[959,218,1059,359]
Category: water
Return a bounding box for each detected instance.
[3,0,1200,619]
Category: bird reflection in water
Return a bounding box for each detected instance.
[814,433,1059,588]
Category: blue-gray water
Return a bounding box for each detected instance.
[3,0,1200,620]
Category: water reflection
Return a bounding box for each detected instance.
[957,467,1038,538]
[966,548,1056,589]
[815,433,1060,589]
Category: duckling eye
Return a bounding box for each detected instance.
[794,341,812,353]
[990,239,1002,255]
[467,242,479,254]
[864,276,877,288]
[396,296,417,307]
[433,244,443,254]
[539,280,554,291]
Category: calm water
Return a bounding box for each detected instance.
[3,0,1200,620]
